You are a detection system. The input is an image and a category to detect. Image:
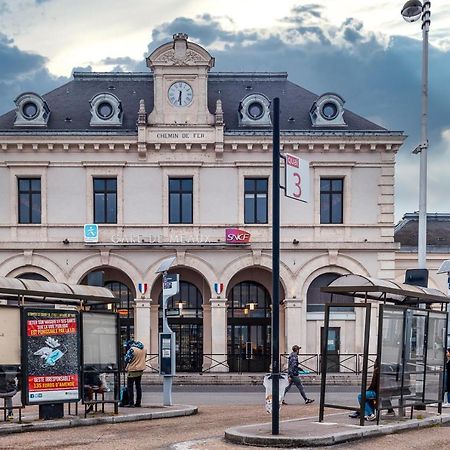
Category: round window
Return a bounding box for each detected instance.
[321,102,338,120]
[247,102,264,120]
[22,101,38,119]
[97,101,114,119]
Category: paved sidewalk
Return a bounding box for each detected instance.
[0,402,197,436]
[225,408,450,447]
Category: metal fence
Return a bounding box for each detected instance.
[145,352,377,374]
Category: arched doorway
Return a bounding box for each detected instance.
[227,281,271,372]
[306,272,354,372]
[158,281,203,372]
[81,268,135,346]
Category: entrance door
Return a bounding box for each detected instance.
[169,321,203,372]
[321,327,340,373]
[227,323,271,372]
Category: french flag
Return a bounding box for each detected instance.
[213,283,224,295]
[138,283,148,295]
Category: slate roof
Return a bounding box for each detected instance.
[0,71,394,134]
[395,213,450,252]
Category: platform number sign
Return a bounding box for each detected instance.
[284,153,309,203]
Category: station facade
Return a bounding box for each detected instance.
[0,33,407,372]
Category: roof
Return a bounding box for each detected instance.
[0,276,116,305]
[321,274,449,304]
[395,213,450,251]
[0,71,390,134]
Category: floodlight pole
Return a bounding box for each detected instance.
[418,1,430,269]
[271,97,280,435]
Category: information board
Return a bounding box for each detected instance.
[22,308,80,404]
[81,312,118,369]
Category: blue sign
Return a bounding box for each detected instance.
[84,224,98,243]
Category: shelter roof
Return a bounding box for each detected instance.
[0,276,116,305]
[321,274,449,305]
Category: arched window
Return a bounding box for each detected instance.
[16,272,48,281]
[159,281,203,318]
[105,281,133,318]
[307,273,353,312]
[228,281,271,318]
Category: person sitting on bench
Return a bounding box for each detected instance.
[83,366,105,414]
[0,366,18,422]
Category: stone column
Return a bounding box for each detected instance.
[284,298,303,352]
[209,298,229,372]
[134,298,152,353]
[202,302,212,371]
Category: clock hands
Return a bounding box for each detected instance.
[178,90,182,106]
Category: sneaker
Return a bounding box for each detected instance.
[6,413,13,422]
[365,413,376,421]
[86,405,94,414]
[134,403,141,408]
[305,398,315,405]
[348,411,359,418]
[281,400,287,405]
[383,410,396,418]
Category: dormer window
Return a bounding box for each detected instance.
[89,93,123,127]
[310,93,347,127]
[238,93,271,127]
[14,92,50,127]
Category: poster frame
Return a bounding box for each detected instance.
[80,310,120,372]
[21,307,81,406]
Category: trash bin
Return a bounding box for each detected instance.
[263,373,289,414]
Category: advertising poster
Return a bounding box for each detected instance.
[22,308,80,404]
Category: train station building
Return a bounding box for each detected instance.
[0,33,412,372]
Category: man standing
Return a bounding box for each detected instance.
[283,345,314,405]
[124,339,146,407]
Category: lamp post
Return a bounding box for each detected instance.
[401,0,431,269]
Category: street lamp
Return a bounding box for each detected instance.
[401,0,431,270]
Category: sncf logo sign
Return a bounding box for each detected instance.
[225,228,251,244]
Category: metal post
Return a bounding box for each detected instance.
[271,97,280,435]
[162,271,173,406]
[319,303,331,422]
[418,1,430,269]
[359,304,371,427]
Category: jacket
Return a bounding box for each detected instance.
[287,351,299,377]
[125,341,146,373]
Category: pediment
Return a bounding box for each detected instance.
[147,34,215,70]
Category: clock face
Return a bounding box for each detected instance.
[168,81,193,107]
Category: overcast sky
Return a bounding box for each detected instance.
[1,0,450,222]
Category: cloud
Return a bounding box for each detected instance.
[0,1,9,15]
[0,33,67,112]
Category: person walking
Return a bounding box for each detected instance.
[123,339,146,407]
[282,345,314,405]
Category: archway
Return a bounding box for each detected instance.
[81,267,135,345]
[151,267,210,373]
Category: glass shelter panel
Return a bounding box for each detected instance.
[424,312,447,403]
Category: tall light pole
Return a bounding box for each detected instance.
[401,0,431,269]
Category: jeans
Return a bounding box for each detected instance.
[127,375,142,406]
[357,390,377,416]
[445,372,450,403]
[284,375,307,401]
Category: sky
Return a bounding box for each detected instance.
[1,0,450,222]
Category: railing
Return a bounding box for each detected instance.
[280,353,377,375]
[145,353,160,373]
[145,352,377,374]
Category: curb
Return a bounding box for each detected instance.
[224,413,450,447]
[0,405,197,436]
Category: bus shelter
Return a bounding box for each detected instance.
[319,274,449,426]
[0,276,120,420]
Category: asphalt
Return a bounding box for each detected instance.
[0,401,197,436]
[225,407,450,447]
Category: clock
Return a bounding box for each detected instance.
[168,81,193,107]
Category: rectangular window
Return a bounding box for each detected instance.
[244,178,268,224]
[169,178,193,224]
[18,178,41,224]
[93,177,117,224]
[320,178,343,224]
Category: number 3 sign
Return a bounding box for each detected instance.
[284,153,310,203]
